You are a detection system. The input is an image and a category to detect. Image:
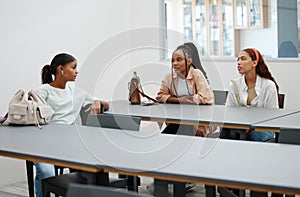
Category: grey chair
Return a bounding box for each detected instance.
[273,94,285,143]
[66,183,152,197]
[213,90,228,105]
[86,113,141,131]
[278,128,300,145]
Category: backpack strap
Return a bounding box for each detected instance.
[0,113,8,125]
[231,80,243,106]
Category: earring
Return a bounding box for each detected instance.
[61,71,64,75]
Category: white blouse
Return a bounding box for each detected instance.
[226,75,278,108]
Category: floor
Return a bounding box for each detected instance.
[0,174,298,197]
[0,175,211,197]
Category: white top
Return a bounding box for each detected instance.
[176,77,191,97]
[226,75,278,108]
[35,83,96,124]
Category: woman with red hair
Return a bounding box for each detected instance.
[226,48,279,141]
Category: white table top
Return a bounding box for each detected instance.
[106,100,300,130]
[253,111,300,132]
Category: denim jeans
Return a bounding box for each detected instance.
[231,130,274,141]
[34,162,55,197]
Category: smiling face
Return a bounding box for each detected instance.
[237,51,256,75]
[61,60,78,81]
[171,49,192,77]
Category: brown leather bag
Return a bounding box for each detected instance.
[128,75,158,105]
[128,77,141,104]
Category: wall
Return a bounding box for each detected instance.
[201,58,300,110]
[0,0,131,185]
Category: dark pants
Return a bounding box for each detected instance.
[162,124,194,136]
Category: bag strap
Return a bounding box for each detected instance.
[231,80,243,106]
[136,88,158,103]
[30,95,42,129]
[0,113,8,125]
[128,76,158,103]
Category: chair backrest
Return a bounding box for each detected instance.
[273,94,285,142]
[278,40,298,58]
[86,113,141,131]
[213,90,228,105]
[66,183,150,197]
[278,128,300,145]
[80,104,92,126]
[279,93,285,109]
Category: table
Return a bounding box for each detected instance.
[1,124,299,195]
[0,124,300,194]
[106,100,299,131]
[78,125,300,195]
[253,111,300,132]
[0,123,112,197]
[0,124,102,173]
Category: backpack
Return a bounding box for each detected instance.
[0,89,54,128]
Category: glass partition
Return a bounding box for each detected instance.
[235,0,248,28]
[249,0,262,27]
[183,0,193,40]
[222,0,234,56]
[209,0,219,55]
[195,0,207,55]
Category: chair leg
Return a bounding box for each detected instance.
[127,176,140,191]
[54,165,66,175]
[205,185,216,197]
[250,191,268,197]
[173,182,185,197]
[26,161,35,197]
[154,179,169,197]
[41,181,51,197]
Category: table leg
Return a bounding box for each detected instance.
[26,161,35,197]
[205,185,216,197]
[95,171,109,186]
[127,176,139,191]
[154,179,169,196]
[173,182,185,197]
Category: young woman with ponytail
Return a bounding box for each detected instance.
[34,53,109,197]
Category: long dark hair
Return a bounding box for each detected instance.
[41,53,76,84]
[171,43,208,96]
[177,43,209,83]
[243,48,280,104]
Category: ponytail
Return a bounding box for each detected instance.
[41,65,53,84]
[40,53,76,84]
